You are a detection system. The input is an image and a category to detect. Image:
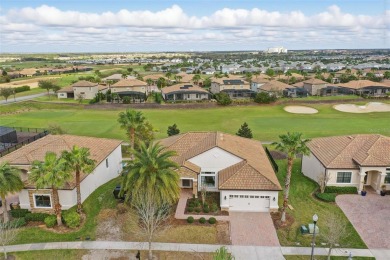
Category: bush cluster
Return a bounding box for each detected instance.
[199,217,206,224]
[63,211,81,228]
[10,209,30,218]
[14,85,30,93]
[214,92,232,106]
[25,213,50,222]
[254,92,277,104]
[324,186,357,194]
[6,218,27,228]
[315,192,337,202]
[187,216,194,224]
[44,215,57,228]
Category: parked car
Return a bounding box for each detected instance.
[113,185,126,200]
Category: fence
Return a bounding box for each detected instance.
[265,147,279,173]
[0,128,49,157]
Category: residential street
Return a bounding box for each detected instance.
[0,92,48,105]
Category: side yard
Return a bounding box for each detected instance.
[273,159,366,249]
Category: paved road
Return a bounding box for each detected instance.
[4,241,390,260]
[0,92,48,105]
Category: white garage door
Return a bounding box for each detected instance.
[228,194,270,212]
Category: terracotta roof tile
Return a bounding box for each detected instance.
[304,78,328,85]
[111,79,147,88]
[72,80,97,87]
[161,84,209,95]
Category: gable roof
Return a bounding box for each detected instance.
[111,79,147,88]
[261,80,292,91]
[338,80,390,90]
[307,134,390,168]
[303,78,328,85]
[0,134,122,189]
[159,132,281,191]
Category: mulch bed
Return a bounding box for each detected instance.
[270,211,295,230]
[269,150,287,160]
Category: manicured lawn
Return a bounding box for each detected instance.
[13,178,120,244]
[274,159,366,248]
[0,88,47,101]
[1,102,389,141]
[284,256,375,260]
[286,95,364,101]
[34,95,90,104]
[5,249,88,260]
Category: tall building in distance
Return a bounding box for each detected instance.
[265,47,288,54]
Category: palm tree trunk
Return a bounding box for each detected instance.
[281,157,293,222]
[76,170,82,213]
[1,195,8,222]
[52,188,63,226]
[130,128,135,159]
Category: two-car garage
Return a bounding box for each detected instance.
[220,190,279,212]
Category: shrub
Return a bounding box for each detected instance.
[215,92,232,106]
[187,216,194,224]
[315,192,337,202]
[25,213,50,222]
[187,207,194,213]
[211,203,219,212]
[188,201,195,207]
[324,186,357,194]
[195,208,201,213]
[10,209,30,218]
[7,217,27,228]
[194,200,201,207]
[199,217,206,224]
[63,211,81,228]
[203,208,210,213]
[122,96,131,104]
[44,215,57,228]
[208,217,217,224]
[14,85,30,93]
[254,92,277,104]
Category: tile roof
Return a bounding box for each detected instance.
[111,79,147,88]
[72,80,97,87]
[159,132,281,191]
[0,134,122,189]
[161,84,209,95]
[261,80,292,91]
[303,78,328,85]
[57,86,73,93]
[338,80,390,89]
[308,134,390,168]
[212,76,248,85]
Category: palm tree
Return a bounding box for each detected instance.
[272,132,310,223]
[146,78,153,86]
[285,71,292,84]
[122,142,179,205]
[29,152,72,226]
[121,73,128,79]
[174,75,182,83]
[192,74,201,85]
[61,146,96,213]
[118,109,146,154]
[0,162,24,222]
[156,77,167,89]
[165,72,173,81]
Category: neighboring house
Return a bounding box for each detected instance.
[110,79,148,100]
[0,134,122,213]
[338,80,390,97]
[210,78,254,98]
[19,68,38,77]
[202,68,216,75]
[71,80,108,100]
[161,84,211,101]
[302,134,390,195]
[303,78,328,96]
[159,132,281,212]
[102,74,135,84]
[258,80,293,96]
[250,78,269,92]
[57,86,74,99]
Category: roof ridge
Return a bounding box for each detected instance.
[245,163,280,190]
[218,160,248,188]
[325,135,363,167]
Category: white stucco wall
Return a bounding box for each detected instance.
[57,92,68,99]
[18,189,30,209]
[188,147,242,171]
[80,145,122,203]
[326,169,360,187]
[73,86,98,100]
[302,153,326,184]
[220,190,279,212]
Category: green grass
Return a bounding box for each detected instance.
[284,256,375,260]
[288,95,364,101]
[34,95,89,104]
[274,159,366,248]
[0,88,46,101]
[1,102,389,141]
[14,178,119,244]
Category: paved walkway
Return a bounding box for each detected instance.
[174,190,229,221]
[0,92,49,105]
[4,241,390,260]
[230,212,280,246]
[336,194,390,249]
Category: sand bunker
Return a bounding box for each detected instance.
[284,106,318,114]
[334,102,390,113]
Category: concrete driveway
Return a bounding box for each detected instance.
[229,212,280,246]
[336,194,390,249]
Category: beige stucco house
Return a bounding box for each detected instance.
[159,132,282,212]
[302,134,390,194]
[303,78,328,96]
[0,135,122,213]
[60,80,108,100]
[210,77,254,98]
[111,79,148,100]
[161,84,210,101]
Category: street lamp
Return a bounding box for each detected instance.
[310,214,319,260]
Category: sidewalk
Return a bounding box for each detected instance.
[4,241,390,260]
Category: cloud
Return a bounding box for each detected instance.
[0,4,389,52]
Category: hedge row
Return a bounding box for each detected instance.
[10,209,30,218]
[315,192,337,202]
[14,85,30,93]
[25,213,50,222]
[187,216,217,224]
[324,186,358,194]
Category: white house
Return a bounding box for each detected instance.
[302,134,390,194]
[0,134,122,213]
[159,132,282,212]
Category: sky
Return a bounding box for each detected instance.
[0,0,389,53]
